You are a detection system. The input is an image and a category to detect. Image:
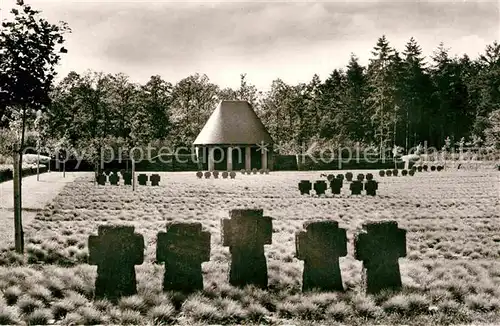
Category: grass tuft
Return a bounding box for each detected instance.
[147,303,176,324]
[26,308,52,325]
[3,286,22,305]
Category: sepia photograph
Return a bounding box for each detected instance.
[0,0,499,324]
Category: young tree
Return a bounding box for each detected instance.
[0,0,69,253]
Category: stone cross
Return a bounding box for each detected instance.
[330,178,343,195]
[336,174,344,181]
[109,172,119,186]
[222,171,228,179]
[357,174,365,182]
[392,169,399,176]
[213,171,219,179]
[88,225,144,301]
[196,171,203,178]
[327,174,335,182]
[409,169,415,176]
[150,174,161,186]
[401,169,408,176]
[350,180,362,195]
[345,173,353,182]
[423,165,428,171]
[222,209,272,288]
[354,221,406,294]
[252,168,258,174]
[417,166,422,172]
[386,169,393,176]
[430,166,436,171]
[122,172,132,185]
[137,174,148,186]
[229,171,236,179]
[314,180,327,196]
[97,173,107,186]
[364,180,378,196]
[204,171,211,179]
[156,223,211,293]
[379,170,385,177]
[296,221,347,291]
[299,180,312,195]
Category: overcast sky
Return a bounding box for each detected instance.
[1,0,499,90]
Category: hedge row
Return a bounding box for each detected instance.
[0,165,48,183]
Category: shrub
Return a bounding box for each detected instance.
[17,295,44,314]
[326,301,352,321]
[0,304,18,325]
[3,286,22,305]
[52,300,75,319]
[77,306,104,324]
[147,303,176,324]
[26,308,52,325]
[118,295,147,314]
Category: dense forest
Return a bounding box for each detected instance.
[2,35,500,159]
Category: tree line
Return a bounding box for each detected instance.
[2,36,500,157]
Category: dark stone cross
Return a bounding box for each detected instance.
[122,172,132,185]
[392,169,399,176]
[150,174,160,186]
[296,221,347,291]
[88,225,144,301]
[196,171,203,178]
[97,173,107,186]
[357,173,365,181]
[409,169,415,176]
[314,180,327,196]
[204,171,211,179]
[354,221,406,294]
[327,174,335,182]
[229,171,236,179]
[437,166,443,172]
[222,209,272,288]
[252,168,258,174]
[401,169,408,176]
[345,172,353,182]
[379,170,385,177]
[299,180,312,195]
[222,171,228,178]
[156,223,211,293]
[213,171,219,179]
[417,166,423,172]
[330,178,343,195]
[423,165,428,171]
[109,172,119,185]
[364,180,378,196]
[350,180,363,195]
[386,170,393,176]
[430,166,436,171]
[137,174,148,186]
[336,174,344,181]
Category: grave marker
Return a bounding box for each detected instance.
[122,172,132,185]
[138,174,148,186]
[259,169,264,174]
[401,169,408,176]
[222,171,229,179]
[423,165,428,171]
[97,173,107,186]
[354,221,406,294]
[222,209,272,288]
[437,166,443,172]
[252,168,258,174]
[345,172,353,182]
[299,180,312,195]
[392,169,398,176]
[109,172,119,186]
[364,180,378,196]
[350,180,363,195]
[156,223,211,293]
[150,174,161,186]
[336,174,344,181]
[386,170,393,176]
[366,173,374,181]
[296,221,347,291]
[417,166,422,172]
[196,171,203,179]
[204,171,211,179]
[212,171,219,179]
[379,170,385,177]
[430,166,436,171]
[314,180,327,196]
[357,173,365,182]
[409,169,415,176]
[330,178,343,195]
[327,174,335,182]
[230,171,236,179]
[88,225,144,301]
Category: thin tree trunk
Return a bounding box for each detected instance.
[14,106,27,253]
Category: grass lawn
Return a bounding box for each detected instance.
[0,170,499,325]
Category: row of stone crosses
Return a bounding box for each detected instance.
[300,172,379,196]
[88,209,406,302]
[96,170,161,186]
[379,165,444,177]
[196,168,271,179]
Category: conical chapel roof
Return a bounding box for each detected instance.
[193,100,273,145]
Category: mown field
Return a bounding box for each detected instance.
[0,170,499,325]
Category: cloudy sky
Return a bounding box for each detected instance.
[1,0,499,90]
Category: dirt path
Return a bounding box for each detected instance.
[0,171,91,249]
